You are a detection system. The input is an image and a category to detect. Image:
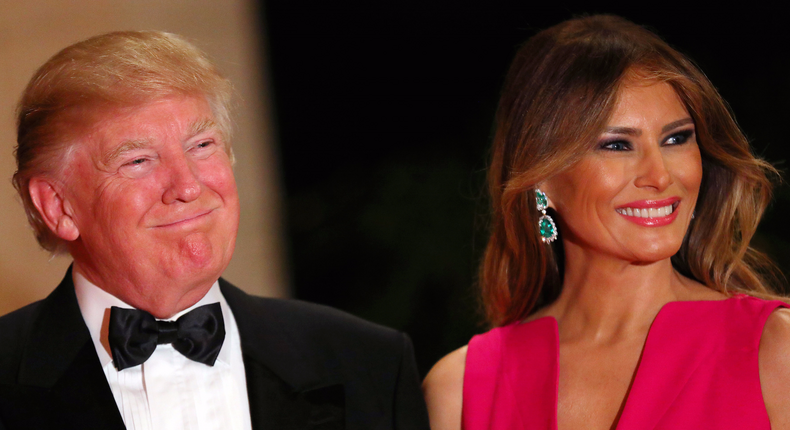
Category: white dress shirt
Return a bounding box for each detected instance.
[73,271,253,430]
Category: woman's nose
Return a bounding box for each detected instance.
[634,146,672,191]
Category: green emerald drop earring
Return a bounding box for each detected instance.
[535,189,557,243]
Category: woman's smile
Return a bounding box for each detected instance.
[615,197,680,226]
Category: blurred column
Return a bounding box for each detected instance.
[0,0,288,316]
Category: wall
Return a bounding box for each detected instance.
[0,0,288,315]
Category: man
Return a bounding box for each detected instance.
[0,31,429,430]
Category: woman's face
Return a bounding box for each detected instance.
[541,79,702,263]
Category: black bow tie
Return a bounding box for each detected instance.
[108,303,225,371]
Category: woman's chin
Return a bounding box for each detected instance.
[625,246,682,265]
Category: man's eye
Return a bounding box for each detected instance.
[129,158,147,165]
[196,140,213,149]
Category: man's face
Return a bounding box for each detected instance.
[62,95,239,316]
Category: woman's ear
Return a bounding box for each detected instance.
[28,177,80,241]
[535,182,556,209]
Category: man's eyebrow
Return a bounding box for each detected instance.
[661,117,694,133]
[189,118,219,136]
[102,139,151,166]
[101,119,219,165]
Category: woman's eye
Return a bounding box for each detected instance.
[666,130,694,145]
[600,140,630,151]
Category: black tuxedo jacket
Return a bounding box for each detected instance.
[0,270,430,430]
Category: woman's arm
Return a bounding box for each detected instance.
[422,346,467,430]
[759,308,790,429]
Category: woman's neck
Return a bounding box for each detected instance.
[540,241,712,344]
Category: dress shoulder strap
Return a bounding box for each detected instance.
[462,318,558,430]
[725,295,788,347]
[616,295,788,430]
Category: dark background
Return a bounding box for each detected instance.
[260,3,790,375]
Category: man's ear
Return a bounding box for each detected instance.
[28,177,80,241]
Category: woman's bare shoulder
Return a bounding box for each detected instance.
[759,307,790,428]
[422,345,468,430]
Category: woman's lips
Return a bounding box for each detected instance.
[615,198,680,227]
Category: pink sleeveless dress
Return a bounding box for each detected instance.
[463,296,786,429]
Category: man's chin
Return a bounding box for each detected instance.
[177,233,217,268]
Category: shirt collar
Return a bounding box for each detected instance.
[73,270,234,368]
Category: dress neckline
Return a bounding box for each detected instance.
[523,294,740,327]
[517,295,743,430]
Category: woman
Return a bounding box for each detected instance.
[423,15,790,430]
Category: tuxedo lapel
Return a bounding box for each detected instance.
[299,383,345,429]
[221,280,346,430]
[3,268,125,430]
[244,358,344,430]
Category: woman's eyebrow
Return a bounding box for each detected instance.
[605,126,640,136]
[661,117,694,133]
[604,117,694,137]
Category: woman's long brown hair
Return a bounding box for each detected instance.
[481,15,781,327]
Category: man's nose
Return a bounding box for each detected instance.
[162,156,201,204]
[634,146,672,191]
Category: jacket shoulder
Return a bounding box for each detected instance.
[0,300,44,380]
[220,278,409,363]
[237,289,403,343]
[264,297,401,340]
[220,280,430,429]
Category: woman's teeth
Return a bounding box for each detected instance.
[616,204,674,218]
